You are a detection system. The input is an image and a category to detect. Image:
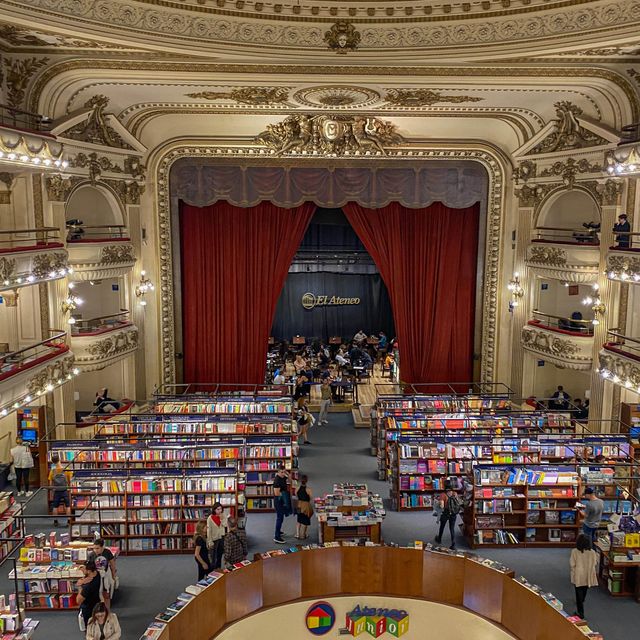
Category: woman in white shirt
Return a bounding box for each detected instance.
[206,502,228,570]
[570,533,599,619]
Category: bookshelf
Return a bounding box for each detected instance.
[0,492,24,563]
[16,407,48,488]
[68,467,240,554]
[10,534,118,611]
[466,464,581,548]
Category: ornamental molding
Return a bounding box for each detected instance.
[7,0,640,54]
[2,55,49,108]
[153,142,507,386]
[606,253,640,279]
[45,174,82,202]
[527,246,567,267]
[100,244,136,265]
[255,114,403,156]
[598,350,640,388]
[538,157,603,187]
[26,353,75,395]
[185,87,291,105]
[77,327,139,362]
[0,257,16,282]
[521,325,593,370]
[582,179,624,207]
[293,86,380,109]
[324,21,360,54]
[514,183,555,208]
[31,251,68,279]
[383,89,484,108]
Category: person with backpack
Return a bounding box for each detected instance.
[48,454,72,527]
[434,483,462,549]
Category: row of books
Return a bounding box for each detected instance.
[476,467,578,486]
[101,420,293,435]
[155,401,291,414]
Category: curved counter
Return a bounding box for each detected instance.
[153,546,590,640]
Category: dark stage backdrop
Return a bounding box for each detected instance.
[271,272,394,341]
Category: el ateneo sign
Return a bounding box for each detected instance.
[301,292,361,310]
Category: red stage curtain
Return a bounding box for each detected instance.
[180,201,315,384]
[343,202,480,384]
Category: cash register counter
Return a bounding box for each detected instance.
[154,546,590,640]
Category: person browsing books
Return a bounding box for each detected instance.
[223,517,248,567]
[91,538,117,607]
[295,475,314,540]
[570,534,598,619]
[77,560,102,629]
[206,503,228,570]
[193,520,212,580]
[48,454,72,527]
[273,464,291,544]
[10,437,34,497]
[434,483,462,550]
[579,488,604,542]
[85,602,121,640]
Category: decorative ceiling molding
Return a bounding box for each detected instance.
[324,21,360,54]
[2,55,49,108]
[185,87,291,105]
[293,86,380,109]
[5,0,640,57]
[383,89,484,107]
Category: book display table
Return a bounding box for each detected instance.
[314,483,385,544]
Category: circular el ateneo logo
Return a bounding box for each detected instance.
[305,601,336,635]
[301,292,316,310]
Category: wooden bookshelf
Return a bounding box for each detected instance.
[16,406,48,488]
[0,492,24,562]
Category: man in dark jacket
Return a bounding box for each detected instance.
[613,213,631,248]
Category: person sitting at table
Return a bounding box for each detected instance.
[353,329,367,346]
[377,331,388,351]
[335,348,350,369]
[293,353,307,374]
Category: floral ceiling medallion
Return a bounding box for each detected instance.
[293,86,381,110]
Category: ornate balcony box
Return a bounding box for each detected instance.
[521,320,593,370]
[0,228,69,292]
[71,323,138,372]
[67,237,136,281]
[605,248,640,284]
[526,241,599,283]
[0,339,75,411]
[598,344,640,391]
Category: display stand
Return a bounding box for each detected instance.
[16,407,48,488]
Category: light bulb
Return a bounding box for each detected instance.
[72,368,80,375]
[25,395,32,403]
[68,317,76,325]
[26,275,35,283]
[0,409,6,416]
[140,300,147,306]
[43,159,51,166]
[46,384,54,392]
[61,160,68,169]
[49,271,57,278]
[12,402,19,409]
[68,282,75,289]
[613,375,621,383]
[591,319,600,326]
[20,155,28,162]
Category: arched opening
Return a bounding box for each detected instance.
[65,184,124,227]
[536,189,599,229]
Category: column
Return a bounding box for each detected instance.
[509,206,534,398]
[1,290,20,351]
[587,185,622,431]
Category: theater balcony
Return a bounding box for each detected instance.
[521,311,594,371]
[70,312,138,372]
[0,228,70,292]
[598,330,640,394]
[605,234,640,283]
[0,331,77,415]
[0,104,66,172]
[66,225,136,281]
[526,227,600,283]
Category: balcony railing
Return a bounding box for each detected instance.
[530,310,594,335]
[0,103,52,133]
[603,330,640,363]
[67,225,129,243]
[0,227,63,254]
[609,232,640,251]
[532,227,599,245]
[0,331,68,382]
[71,311,131,336]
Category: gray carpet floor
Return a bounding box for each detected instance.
[0,412,636,638]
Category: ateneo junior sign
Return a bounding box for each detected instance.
[301,292,361,310]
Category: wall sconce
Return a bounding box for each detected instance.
[582,283,605,325]
[61,283,82,324]
[507,272,525,311]
[135,270,154,306]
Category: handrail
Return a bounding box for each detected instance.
[71,310,130,334]
[0,227,61,247]
[0,103,52,132]
[66,224,129,242]
[533,227,599,244]
[1,330,66,360]
[531,310,594,334]
[605,330,640,359]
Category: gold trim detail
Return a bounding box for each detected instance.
[154,143,506,385]
[31,252,68,279]
[81,328,139,360]
[0,257,17,282]
[2,55,48,108]
[384,89,483,107]
[539,157,602,187]
[324,21,360,54]
[528,246,567,266]
[26,354,75,395]
[100,244,136,265]
[185,87,290,105]
[598,351,640,388]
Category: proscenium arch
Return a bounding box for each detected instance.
[148,139,510,387]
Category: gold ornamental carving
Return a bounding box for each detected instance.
[2,56,49,107]
[598,352,640,387]
[607,254,640,275]
[595,179,624,207]
[0,257,17,283]
[45,175,80,202]
[71,152,122,183]
[102,179,144,206]
[539,158,602,188]
[514,160,537,184]
[185,87,289,105]
[26,354,75,395]
[31,252,68,279]
[531,102,609,154]
[65,95,134,150]
[521,326,585,364]
[83,328,139,359]
[255,115,403,156]
[384,89,483,108]
[515,183,553,208]
[100,244,136,265]
[528,246,567,267]
[123,156,145,180]
[324,21,360,54]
